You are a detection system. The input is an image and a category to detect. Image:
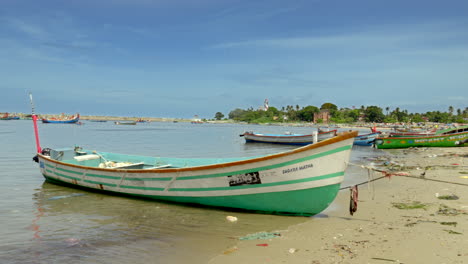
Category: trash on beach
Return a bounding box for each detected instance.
[440,222,457,227]
[288,248,298,253]
[392,201,427,210]
[333,244,354,257]
[437,204,468,216]
[437,194,459,200]
[226,216,238,222]
[223,246,238,255]
[443,229,462,235]
[371,257,401,262]
[256,243,269,247]
[460,176,468,179]
[405,220,437,227]
[239,231,281,240]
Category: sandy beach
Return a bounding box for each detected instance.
[208,147,468,264]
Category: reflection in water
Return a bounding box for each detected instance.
[21,182,308,264]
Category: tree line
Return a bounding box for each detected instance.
[214,103,468,124]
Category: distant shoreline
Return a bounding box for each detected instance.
[3,112,465,130]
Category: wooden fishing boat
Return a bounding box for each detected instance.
[375,126,468,149]
[388,129,436,137]
[353,132,381,146]
[42,113,80,124]
[0,113,19,120]
[31,115,357,215]
[240,130,337,145]
[115,121,137,125]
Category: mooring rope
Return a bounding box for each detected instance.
[340,162,468,191]
[340,162,468,215]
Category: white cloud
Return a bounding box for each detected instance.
[5,17,49,40]
[210,20,468,51]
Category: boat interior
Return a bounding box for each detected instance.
[45,147,261,170]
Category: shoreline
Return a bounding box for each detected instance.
[5,113,464,130]
[208,147,468,264]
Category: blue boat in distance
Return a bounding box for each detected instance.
[42,113,80,124]
[353,132,381,146]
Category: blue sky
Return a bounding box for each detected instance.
[1,0,467,119]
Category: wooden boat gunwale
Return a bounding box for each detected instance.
[38,131,358,174]
[375,127,468,149]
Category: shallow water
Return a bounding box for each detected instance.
[0,120,386,263]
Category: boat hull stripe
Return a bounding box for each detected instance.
[45,169,81,181]
[169,171,344,192]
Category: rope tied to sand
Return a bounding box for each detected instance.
[341,162,468,215]
[342,162,468,191]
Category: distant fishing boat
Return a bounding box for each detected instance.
[42,113,80,124]
[353,132,382,146]
[388,129,437,137]
[375,126,468,149]
[0,113,20,120]
[240,130,337,145]
[191,115,204,124]
[115,121,137,125]
[89,120,107,123]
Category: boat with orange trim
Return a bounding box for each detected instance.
[375,126,468,149]
[240,129,337,145]
[42,113,80,124]
[31,126,357,215]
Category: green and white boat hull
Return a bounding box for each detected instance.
[375,130,468,149]
[36,131,357,215]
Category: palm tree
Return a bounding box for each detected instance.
[448,106,454,116]
[385,107,390,116]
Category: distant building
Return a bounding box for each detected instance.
[314,110,331,123]
[258,99,269,111]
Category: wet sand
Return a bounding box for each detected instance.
[208,147,468,264]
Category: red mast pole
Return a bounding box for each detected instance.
[29,93,42,153]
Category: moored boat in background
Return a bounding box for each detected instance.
[115,121,137,125]
[1,113,20,120]
[353,132,381,146]
[240,129,337,145]
[42,113,80,124]
[388,129,437,137]
[375,126,468,149]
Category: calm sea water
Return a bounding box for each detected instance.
[0,120,385,264]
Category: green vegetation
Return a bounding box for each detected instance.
[392,201,428,210]
[214,112,224,120]
[440,222,457,227]
[444,230,462,235]
[437,194,459,200]
[219,103,468,124]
